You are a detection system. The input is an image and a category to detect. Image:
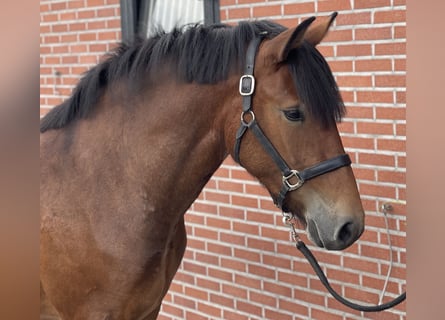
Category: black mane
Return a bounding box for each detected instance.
[40,20,344,132]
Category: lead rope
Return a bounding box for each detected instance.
[281,212,406,312]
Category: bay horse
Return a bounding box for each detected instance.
[40,13,365,319]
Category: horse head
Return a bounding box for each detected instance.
[226,14,364,250]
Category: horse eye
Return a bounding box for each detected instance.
[283,109,304,122]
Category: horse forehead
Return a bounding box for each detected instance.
[256,63,297,100]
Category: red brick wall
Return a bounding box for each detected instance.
[40,1,406,319]
[40,0,121,116]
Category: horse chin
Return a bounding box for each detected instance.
[286,209,325,248]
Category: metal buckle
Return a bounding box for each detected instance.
[282,170,304,191]
[239,75,255,96]
[281,212,302,243]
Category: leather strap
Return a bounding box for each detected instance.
[241,36,263,112]
[276,154,351,209]
[299,154,351,181]
[249,121,292,175]
[234,36,264,164]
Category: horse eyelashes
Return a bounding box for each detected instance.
[283,109,304,122]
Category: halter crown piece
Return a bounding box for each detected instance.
[233,35,352,211]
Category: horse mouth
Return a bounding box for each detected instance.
[306,219,324,248]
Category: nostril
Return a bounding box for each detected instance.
[337,222,354,243]
[307,216,364,250]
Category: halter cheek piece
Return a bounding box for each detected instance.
[234,35,352,210]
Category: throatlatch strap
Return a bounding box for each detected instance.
[234,124,248,164]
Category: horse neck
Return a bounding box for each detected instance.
[109,79,236,215]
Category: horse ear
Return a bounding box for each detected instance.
[265,16,316,63]
[304,12,338,46]
[263,13,338,63]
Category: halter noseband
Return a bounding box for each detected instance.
[234,35,352,210]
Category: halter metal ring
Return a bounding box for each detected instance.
[283,170,304,191]
[240,110,255,126]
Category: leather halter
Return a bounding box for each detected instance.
[234,35,352,210]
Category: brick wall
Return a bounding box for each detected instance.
[40,1,406,319]
[40,0,121,116]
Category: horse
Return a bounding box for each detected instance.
[40,13,365,319]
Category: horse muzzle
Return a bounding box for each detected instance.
[306,214,364,250]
